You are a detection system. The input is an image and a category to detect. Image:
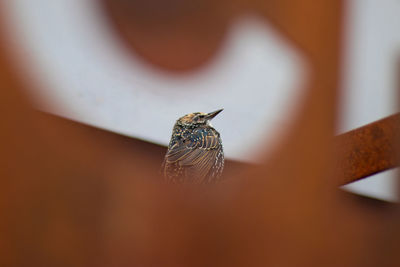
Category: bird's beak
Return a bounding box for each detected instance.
[206,109,223,120]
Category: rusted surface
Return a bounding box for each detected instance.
[335,114,400,185]
[44,112,400,187]
[1,1,400,267]
[42,111,400,187]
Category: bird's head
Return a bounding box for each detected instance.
[177,109,223,128]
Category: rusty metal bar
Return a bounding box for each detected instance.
[42,112,400,186]
[335,113,400,185]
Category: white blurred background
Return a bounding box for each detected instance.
[4,0,399,201]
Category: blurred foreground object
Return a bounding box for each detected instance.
[103,0,236,71]
[1,1,399,267]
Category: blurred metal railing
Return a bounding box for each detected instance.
[1,1,399,266]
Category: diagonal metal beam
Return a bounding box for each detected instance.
[335,113,400,185]
[41,111,400,186]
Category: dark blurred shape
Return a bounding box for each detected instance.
[102,0,238,71]
[1,1,400,267]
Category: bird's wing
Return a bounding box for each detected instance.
[165,130,221,181]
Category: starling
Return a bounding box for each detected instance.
[162,109,224,183]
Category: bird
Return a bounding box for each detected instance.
[162,109,224,183]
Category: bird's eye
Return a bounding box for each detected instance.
[198,115,205,119]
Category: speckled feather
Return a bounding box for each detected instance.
[162,111,224,183]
